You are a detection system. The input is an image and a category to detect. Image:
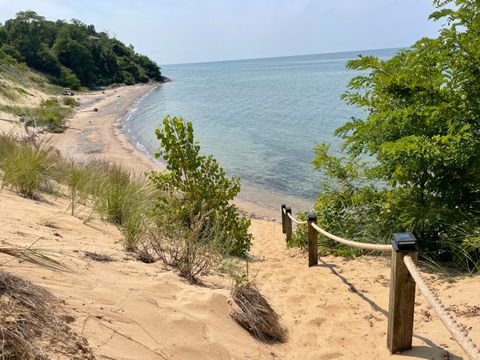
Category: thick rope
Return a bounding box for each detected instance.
[310,223,392,252]
[282,207,286,214]
[404,256,480,360]
[287,212,307,225]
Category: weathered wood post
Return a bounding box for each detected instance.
[281,204,286,234]
[285,206,292,243]
[387,233,418,353]
[307,212,318,267]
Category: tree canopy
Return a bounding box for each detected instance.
[311,0,480,271]
[0,11,164,89]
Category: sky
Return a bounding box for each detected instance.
[0,0,442,65]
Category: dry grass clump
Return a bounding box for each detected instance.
[231,281,287,343]
[0,271,95,359]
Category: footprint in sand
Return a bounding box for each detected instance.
[307,317,327,327]
[323,304,344,314]
[280,275,296,284]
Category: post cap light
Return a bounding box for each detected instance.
[307,212,317,221]
[392,232,418,252]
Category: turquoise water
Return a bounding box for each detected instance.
[124,48,398,212]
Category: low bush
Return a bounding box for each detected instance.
[62,96,79,107]
[140,196,233,282]
[0,98,73,133]
[35,98,72,132]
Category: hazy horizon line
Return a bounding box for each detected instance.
[160,46,405,67]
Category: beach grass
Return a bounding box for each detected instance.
[0,135,60,198]
[64,160,97,216]
[0,98,73,133]
[0,133,157,251]
[91,162,158,250]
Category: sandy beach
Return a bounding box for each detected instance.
[1,84,479,359]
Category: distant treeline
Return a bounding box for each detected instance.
[0,11,166,89]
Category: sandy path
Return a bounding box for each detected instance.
[248,219,480,359]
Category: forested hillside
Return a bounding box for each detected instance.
[0,11,166,89]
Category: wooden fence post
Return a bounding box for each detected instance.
[285,207,292,243]
[307,212,318,267]
[387,233,418,353]
[281,204,286,234]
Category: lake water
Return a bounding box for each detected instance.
[124,48,398,213]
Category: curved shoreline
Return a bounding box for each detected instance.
[49,83,280,220]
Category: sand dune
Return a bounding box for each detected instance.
[2,187,479,359]
[0,190,276,359]
[1,85,479,359]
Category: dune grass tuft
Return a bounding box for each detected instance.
[91,162,157,250]
[1,139,60,198]
[64,161,97,216]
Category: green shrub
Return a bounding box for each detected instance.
[148,116,252,281]
[58,66,80,90]
[62,96,79,107]
[0,98,73,133]
[308,1,480,271]
[151,116,252,254]
[144,195,231,282]
[35,99,72,132]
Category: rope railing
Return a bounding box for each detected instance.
[287,212,307,225]
[404,256,480,360]
[310,222,392,252]
[280,204,479,359]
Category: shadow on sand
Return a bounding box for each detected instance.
[316,258,462,360]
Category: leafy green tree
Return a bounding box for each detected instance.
[311,0,480,270]
[55,37,95,84]
[4,11,59,73]
[0,44,24,62]
[58,66,81,90]
[150,116,252,257]
[1,11,164,87]
[0,24,7,45]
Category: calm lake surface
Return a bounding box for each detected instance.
[124,48,398,213]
